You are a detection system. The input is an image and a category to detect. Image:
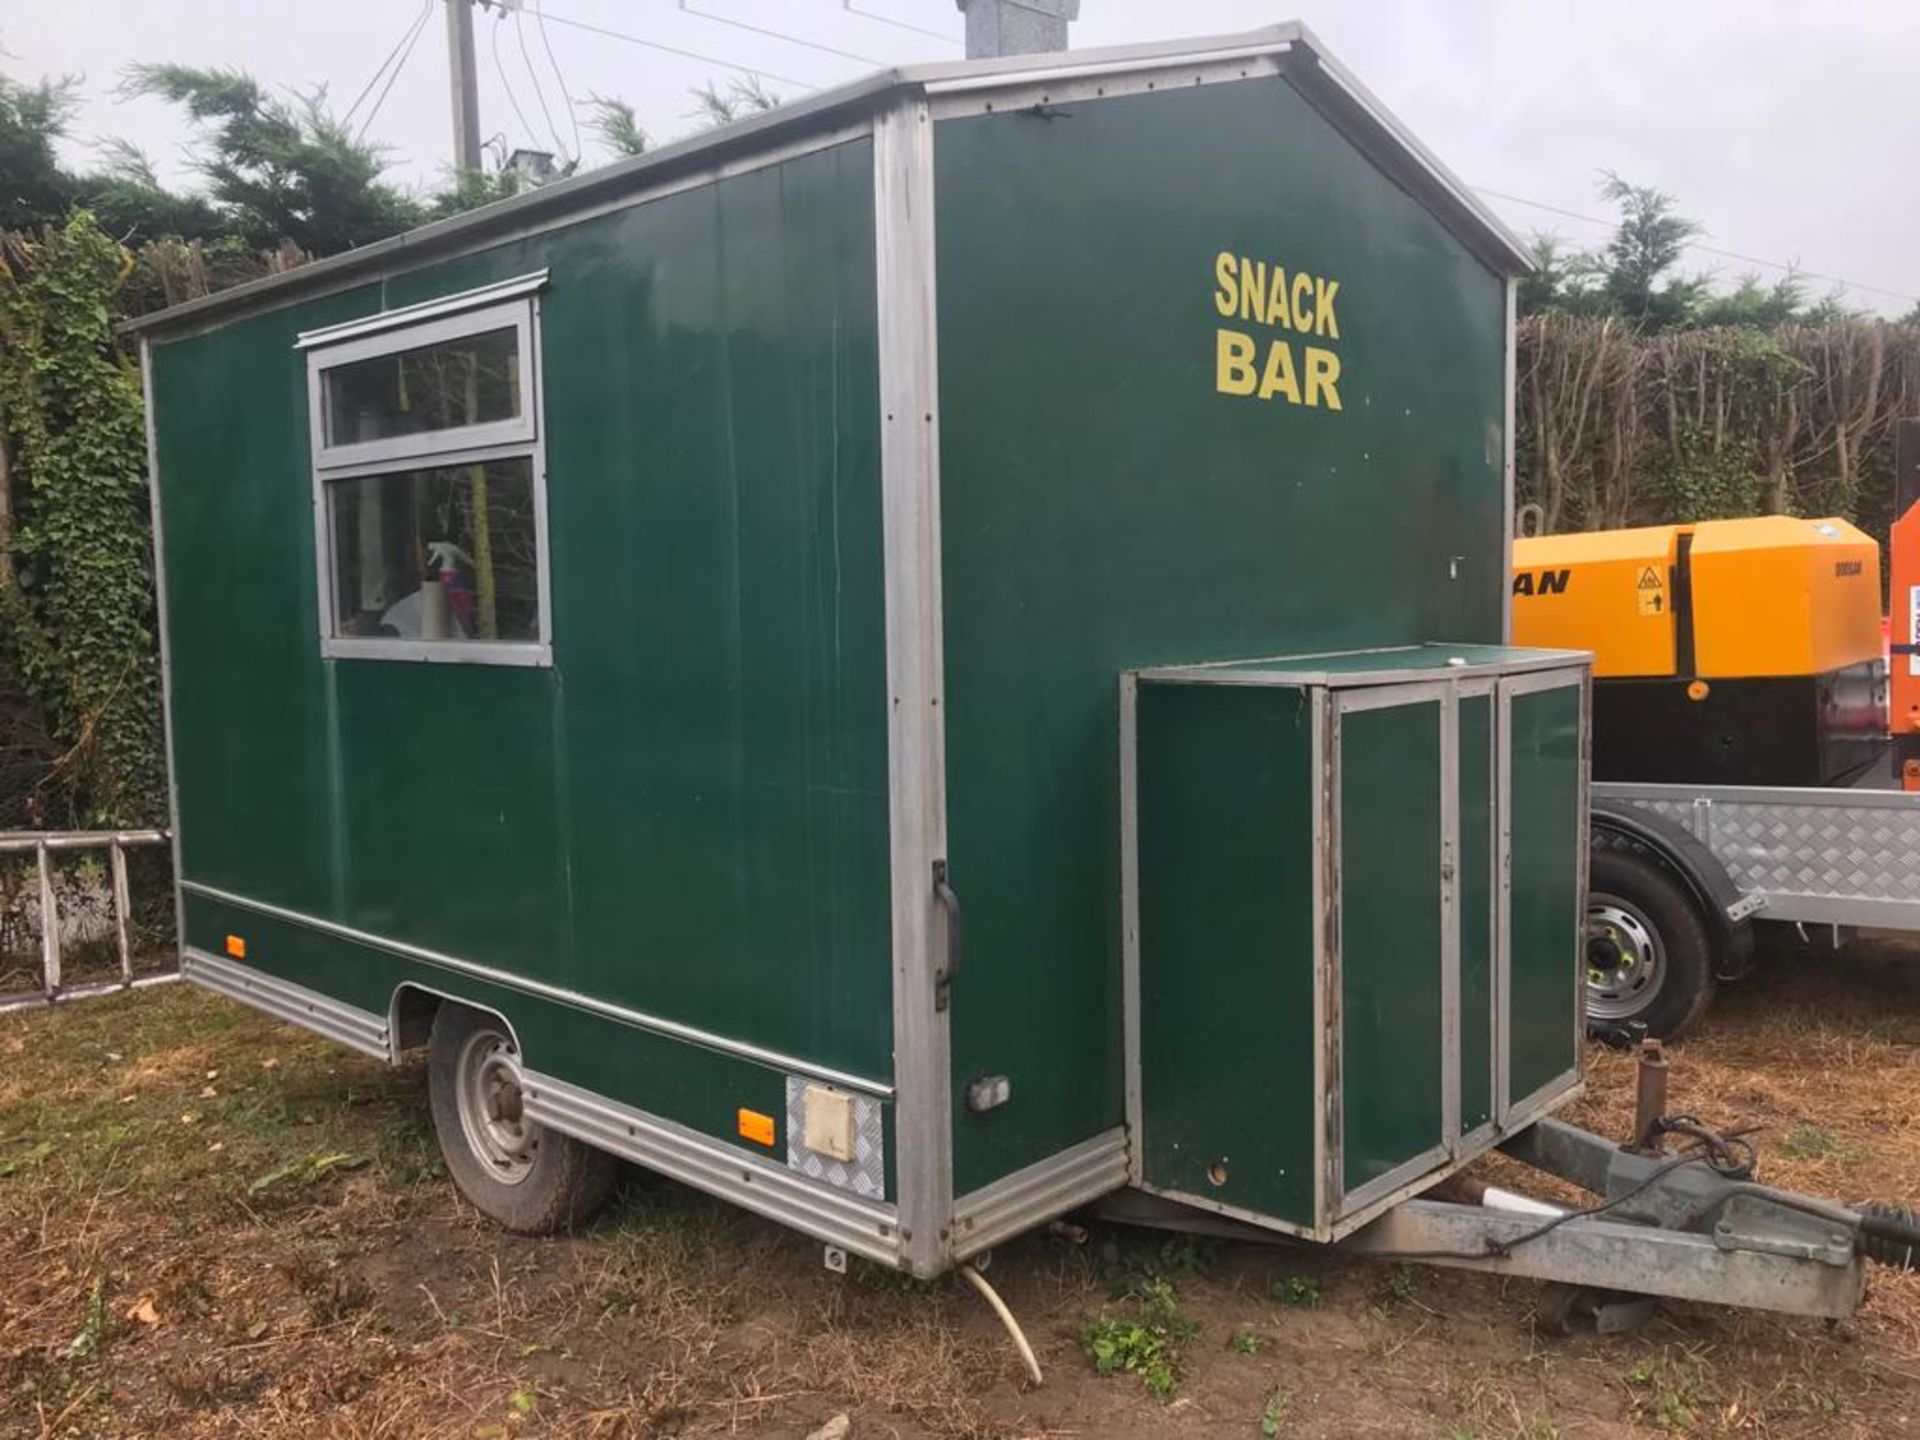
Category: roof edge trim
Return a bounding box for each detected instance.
[125,21,1529,338]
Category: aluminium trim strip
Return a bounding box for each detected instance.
[1339,1141,1452,1220]
[1593,779,1920,812]
[519,1070,902,1268]
[1138,648,1592,689]
[140,340,190,993]
[874,90,953,1280]
[1502,276,1518,645]
[1441,683,1462,1154]
[922,41,1293,96]
[949,1128,1130,1260]
[1325,700,1345,1215]
[177,880,894,1098]
[1494,680,1515,1124]
[926,53,1284,122]
[1310,686,1331,1227]
[1505,1076,1584,1137]
[1143,1126,1538,1247]
[1118,675,1144,1183]
[184,948,390,1060]
[1279,23,1532,272]
[295,270,550,349]
[181,947,903,1266]
[1135,1179,1329,1244]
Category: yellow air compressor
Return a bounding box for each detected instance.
[1513,516,1884,786]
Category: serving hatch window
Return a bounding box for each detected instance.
[301,275,550,666]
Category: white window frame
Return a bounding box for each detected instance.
[302,273,552,667]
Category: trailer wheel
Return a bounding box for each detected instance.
[427,1004,615,1233]
[1586,849,1715,1041]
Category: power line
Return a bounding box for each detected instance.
[490,10,542,148]
[515,10,570,159]
[357,3,436,141]
[343,0,434,129]
[537,6,815,90]
[667,1,887,67]
[534,0,585,164]
[842,0,962,46]
[1476,185,1919,306]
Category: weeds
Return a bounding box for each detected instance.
[1379,1264,1417,1308]
[1272,1274,1321,1308]
[1230,1324,1260,1354]
[1624,1350,1705,1431]
[1260,1386,1290,1436]
[1098,1230,1220,1297]
[66,1276,109,1359]
[1079,1276,1197,1400]
[248,1150,369,1196]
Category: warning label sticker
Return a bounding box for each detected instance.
[1636,565,1666,616]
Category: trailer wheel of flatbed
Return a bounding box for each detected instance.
[1586,849,1716,1042]
[428,1003,616,1233]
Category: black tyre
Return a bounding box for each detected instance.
[1586,848,1716,1041]
[427,1003,616,1233]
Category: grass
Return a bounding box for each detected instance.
[0,939,1916,1437]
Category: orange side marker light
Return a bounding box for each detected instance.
[737,1108,776,1147]
[224,934,247,960]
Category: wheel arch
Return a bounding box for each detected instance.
[1590,801,1754,983]
[388,983,526,1065]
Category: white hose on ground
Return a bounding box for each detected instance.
[959,1261,1043,1386]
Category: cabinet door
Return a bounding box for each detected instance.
[1332,683,1451,1214]
[1498,670,1586,1123]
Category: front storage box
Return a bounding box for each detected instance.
[1125,644,1588,1240]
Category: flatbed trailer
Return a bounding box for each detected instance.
[1589,775,1920,1033]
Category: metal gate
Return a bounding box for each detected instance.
[0,830,177,1014]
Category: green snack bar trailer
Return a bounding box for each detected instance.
[132,24,1903,1321]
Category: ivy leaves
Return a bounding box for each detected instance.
[0,211,164,827]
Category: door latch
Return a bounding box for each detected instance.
[932,858,961,1012]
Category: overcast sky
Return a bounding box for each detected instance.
[5,0,1916,314]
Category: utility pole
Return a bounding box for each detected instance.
[954,0,1078,59]
[445,0,483,177]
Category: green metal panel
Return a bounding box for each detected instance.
[933,77,1507,1191]
[1338,697,1444,1195]
[1506,682,1583,1103]
[1134,681,1317,1227]
[179,889,895,1194]
[150,139,894,1160]
[1458,691,1494,1133]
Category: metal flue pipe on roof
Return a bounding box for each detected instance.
[955,0,1079,58]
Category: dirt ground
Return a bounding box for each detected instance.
[0,937,1917,1439]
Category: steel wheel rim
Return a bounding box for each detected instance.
[454,1027,537,1185]
[1585,895,1665,1022]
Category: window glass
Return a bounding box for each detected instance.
[322,325,520,447]
[326,457,539,643]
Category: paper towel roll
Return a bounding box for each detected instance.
[419,579,450,640]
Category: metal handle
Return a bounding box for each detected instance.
[933,858,961,1012]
